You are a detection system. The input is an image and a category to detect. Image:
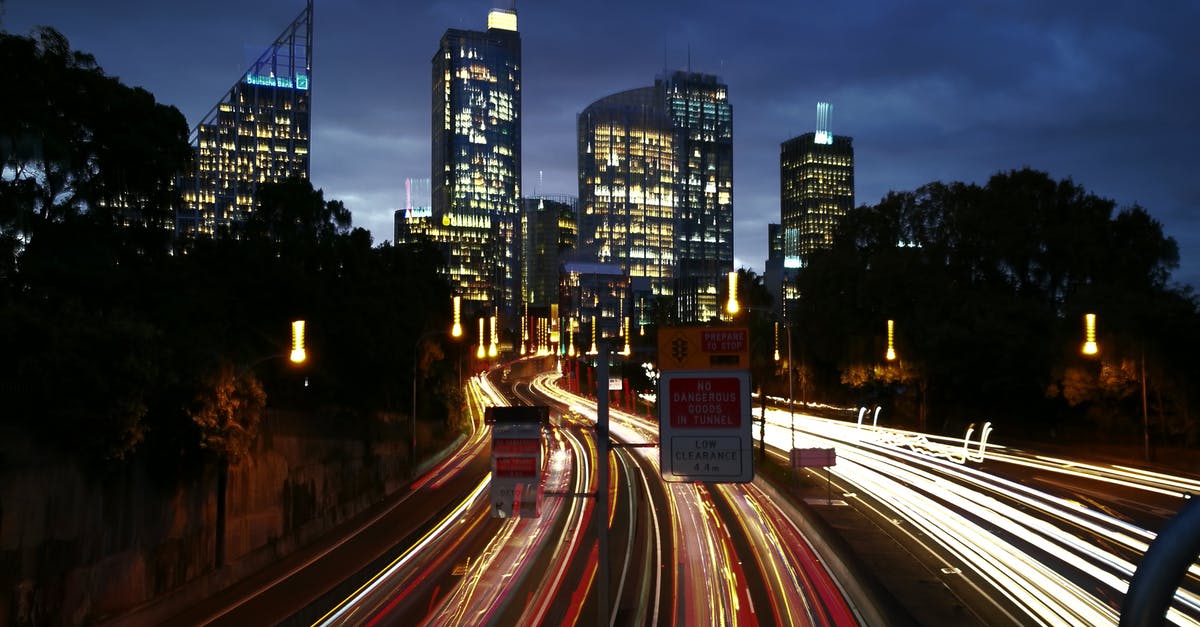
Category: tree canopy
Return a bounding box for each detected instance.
[0,29,460,470]
[794,168,1198,444]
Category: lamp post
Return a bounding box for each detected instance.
[1080,312,1149,462]
[220,320,306,569]
[726,270,740,318]
[412,308,463,472]
[885,319,897,361]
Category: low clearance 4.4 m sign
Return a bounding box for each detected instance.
[658,369,752,483]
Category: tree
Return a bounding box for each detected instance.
[0,27,190,260]
[188,363,267,461]
[796,168,1193,440]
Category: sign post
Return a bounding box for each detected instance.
[792,447,836,504]
[488,407,546,518]
[657,327,753,483]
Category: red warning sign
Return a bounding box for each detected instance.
[668,376,742,428]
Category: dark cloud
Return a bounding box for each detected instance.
[5,0,1198,286]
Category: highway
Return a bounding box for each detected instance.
[309,363,865,626]
[531,370,863,626]
[762,401,1200,625]
[157,359,1200,626]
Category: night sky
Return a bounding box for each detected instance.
[5,1,1198,288]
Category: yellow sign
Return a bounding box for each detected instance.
[658,326,750,371]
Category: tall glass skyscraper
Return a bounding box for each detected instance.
[780,102,854,269]
[520,195,577,309]
[578,87,677,300]
[178,1,313,237]
[661,71,733,323]
[577,71,733,323]
[431,8,521,313]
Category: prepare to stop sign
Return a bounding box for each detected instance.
[669,377,741,428]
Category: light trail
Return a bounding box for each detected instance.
[763,405,1200,625]
[539,374,856,626]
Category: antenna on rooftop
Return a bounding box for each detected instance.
[814,102,833,145]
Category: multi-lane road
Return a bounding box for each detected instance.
[158,359,1200,626]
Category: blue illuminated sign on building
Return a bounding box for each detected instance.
[244,73,309,90]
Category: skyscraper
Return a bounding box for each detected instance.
[431,8,521,313]
[578,87,677,300]
[179,1,313,237]
[764,223,785,319]
[577,70,733,324]
[780,102,854,270]
[520,195,577,309]
[661,71,733,323]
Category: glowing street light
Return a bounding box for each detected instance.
[413,302,463,470]
[488,315,498,358]
[1082,313,1098,356]
[725,271,740,316]
[885,319,897,361]
[290,320,307,364]
[774,321,781,362]
[451,296,463,339]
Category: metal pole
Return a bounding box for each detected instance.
[787,324,795,450]
[412,348,418,472]
[759,388,766,461]
[596,344,611,627]
[1142,347,1150,462]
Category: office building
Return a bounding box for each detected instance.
[560,262,632,355]
[780,102,854,270]
[179,1,313,237]
[577,87,678,302]
[394,177,433,244]
[661,71,733,323]
[577,70,734,325]
[431,8,521,314]
[764,223,785,319]
[520,195,577,309]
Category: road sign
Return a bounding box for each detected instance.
[658,370,753,482]
[792,447,836,468]
[658,326,750,371]
[485,405,550,425]
[491,420,542,517]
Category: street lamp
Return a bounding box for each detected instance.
[1081,313,1098,356]
[1079,313,1149,462]
[477,317,486,360]
[289,320,308,364]
[885,319,897,361]
[451,296,463,339]
[726,271,740,317]
[488,315,498,358]
[412,306,462,472]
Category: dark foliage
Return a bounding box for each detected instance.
[0,29,459,470]
[793,168,1199,444]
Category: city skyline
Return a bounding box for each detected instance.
[5,0,1197,287]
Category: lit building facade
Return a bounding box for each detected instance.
[661,71,733,323]
[520,195,577,309]
[559,262,631,355]
[179,1,313,237]
[780,102,854,270]
[764,223,786,319]
[431,8,521,314]
[578,87,677,300]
